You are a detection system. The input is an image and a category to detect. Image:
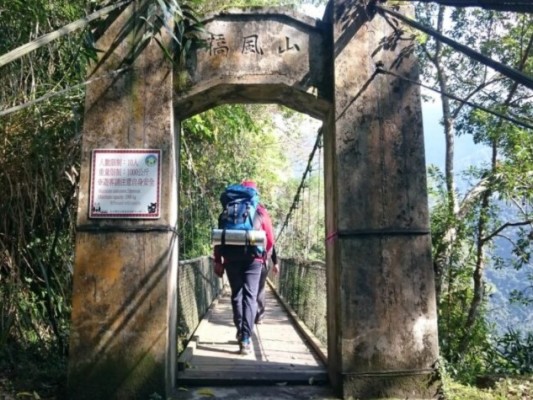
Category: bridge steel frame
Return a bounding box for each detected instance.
[68,0,440,399]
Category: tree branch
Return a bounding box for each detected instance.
[384,0,533,13]
[481,220,533,244]
[0,0,132,68]
[376,5,533,90]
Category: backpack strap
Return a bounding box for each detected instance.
[217,212,226,246]
[245,202,253,229]
[252,207,263,230]
[252,207,266,258]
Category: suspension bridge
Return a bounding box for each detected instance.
[60,0,532,398]
[0,0,530,395]
[177,284,326,386]
[172,125,333,397]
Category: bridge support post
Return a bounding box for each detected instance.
[67,3,178,399]
[324,1,440,398]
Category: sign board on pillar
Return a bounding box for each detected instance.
[89,149,161,219]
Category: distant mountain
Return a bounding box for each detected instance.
[485,230,533,335]
[486,265,533,335]
[423,101,532,336]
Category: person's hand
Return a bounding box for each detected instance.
[214,261,224,278]
[272,263,279,275]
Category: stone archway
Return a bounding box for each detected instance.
[68,2,440,399]
[173,9,330,120]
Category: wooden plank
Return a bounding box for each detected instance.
[177,288,229,371]
[177,370,328,385]
[266,279,328,365]
[176,285,327,386]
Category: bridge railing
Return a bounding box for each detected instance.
[176,256,327,354]
[268,258,327,345]
[177,256,224,353]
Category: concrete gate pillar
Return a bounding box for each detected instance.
[67,3,177,399]
[323,1,440,398]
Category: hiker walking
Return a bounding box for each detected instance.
[213,180,276,355]
[255,240,279,325]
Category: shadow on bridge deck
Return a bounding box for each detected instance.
[173,284,339,399]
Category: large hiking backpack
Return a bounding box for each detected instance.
[217,183,264,258]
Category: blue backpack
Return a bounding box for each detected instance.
[218,184,264,257]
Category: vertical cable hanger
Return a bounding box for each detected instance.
[306,172,312,259]
[180,135,219,259]
[277,128,324,241]
[316,138,323,254]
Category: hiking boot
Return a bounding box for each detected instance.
[239,337,251,355]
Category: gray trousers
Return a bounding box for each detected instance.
[255,263,269,323]
[225,259,263,340]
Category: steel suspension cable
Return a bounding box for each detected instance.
[376,66,533,131]
[375,4,533,91]
[179,136,218,259]
[316,138,323,250]
[277,127,324,242]
[296,195,302,257]
[307,178,312,259]
[0,0,133,68]
[391,0,533,13]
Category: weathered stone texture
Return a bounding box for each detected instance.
[175,9,331,119]
[339,236,438,371]
[326,0,440,398]
[69,233,172,399]
[69,2,440,399]
[68,1,177,399]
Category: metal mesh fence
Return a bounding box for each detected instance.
[268,257,327,345]
[177,256,224,353]
[176,256,327,353]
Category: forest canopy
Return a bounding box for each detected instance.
[0,0,531,398]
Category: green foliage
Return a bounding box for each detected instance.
[485,329,533,375]
[177,103,324,264]
[178,104,291,259]
[82,0,205,71]
[443,377,533,400]
[439,356,533,399]
[417,3,533,384]
[131,0,204,64]
[186,0,302,16]
[0,0,88,365]
[275,173,325,261]
[0,341,68,399]
[0,0,89,105]
[3,0,530,397]
[0,109,79,355]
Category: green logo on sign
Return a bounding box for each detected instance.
[145,154,157,167]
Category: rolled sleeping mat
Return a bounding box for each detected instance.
[212,229,266,247]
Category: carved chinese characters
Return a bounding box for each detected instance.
[176,11,329,120]
[204,32,301,57]
[190,17,319,83]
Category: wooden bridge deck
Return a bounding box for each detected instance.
[177,283,328,386]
